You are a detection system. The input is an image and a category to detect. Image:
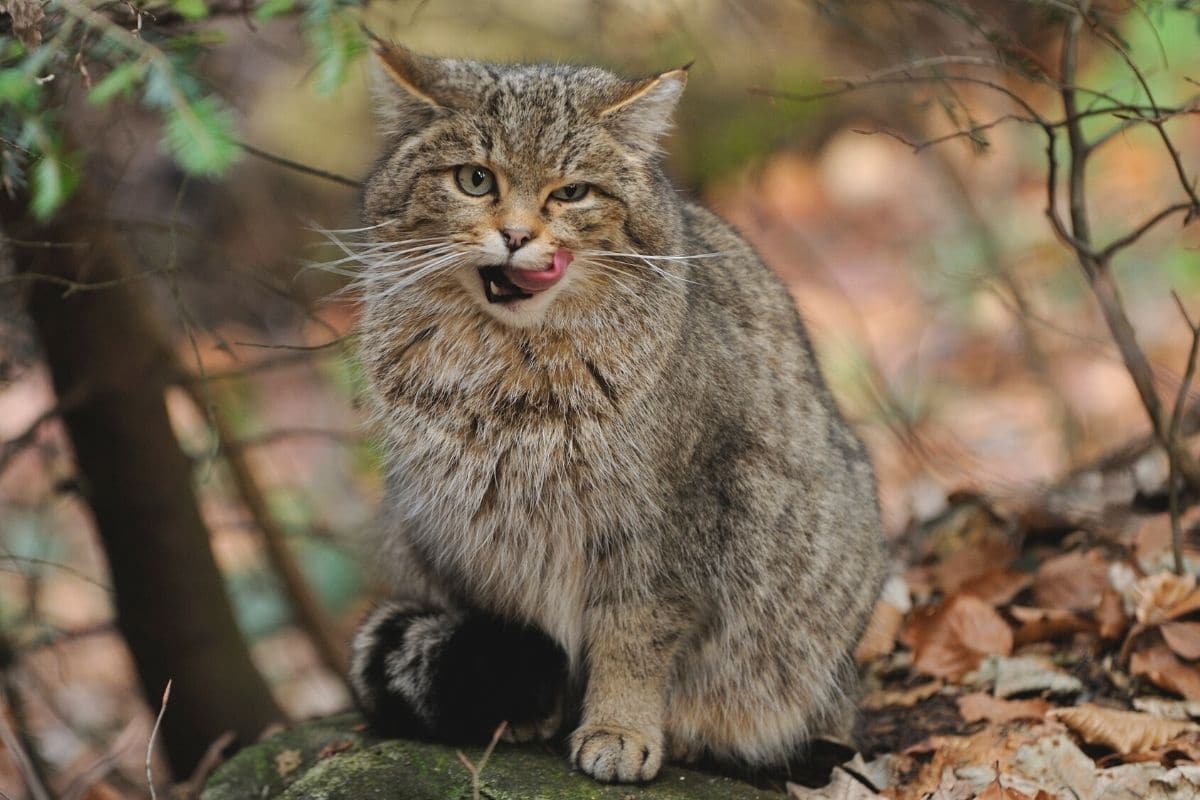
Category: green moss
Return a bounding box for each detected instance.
[202,715,786,800]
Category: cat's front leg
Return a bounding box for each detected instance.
[570,600,689,783]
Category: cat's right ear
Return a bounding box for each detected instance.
[368,36,449,137]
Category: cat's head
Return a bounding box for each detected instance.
[360,40,688,329]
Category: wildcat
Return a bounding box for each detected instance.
[347,39,888,784]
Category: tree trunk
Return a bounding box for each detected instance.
[2,186,283,777]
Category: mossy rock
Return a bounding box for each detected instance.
[200,714,787,799]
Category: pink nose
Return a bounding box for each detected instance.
[501,227,532,251]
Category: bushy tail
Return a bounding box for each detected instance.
[349,601,567,742]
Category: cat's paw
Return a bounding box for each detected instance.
[570,724,663,783]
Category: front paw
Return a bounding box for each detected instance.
[570,724,663,783]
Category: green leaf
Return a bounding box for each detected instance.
[88,62,147,106]
[162,95,240,176]
[171,0,210,21]
[254,0,296,21]
[30,155,78,220]
[0,68,37,106]
[305,9,366,94]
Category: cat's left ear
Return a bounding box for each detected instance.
[599,66,689,154]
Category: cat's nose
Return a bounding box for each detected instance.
[501,226,533,251]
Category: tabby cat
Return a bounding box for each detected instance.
[347,39,887,784]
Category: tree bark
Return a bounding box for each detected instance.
[2,186,283,777]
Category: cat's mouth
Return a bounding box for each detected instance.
[479,266,534,304]
[478,250,573,305]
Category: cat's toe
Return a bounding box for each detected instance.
[570,724,663,783]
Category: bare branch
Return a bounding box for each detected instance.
[178,378,351,679]
[1098,202,1198,261]
[1169,294,1200,574]
[147,681,172,800]
[0,697,52,800]
[238,142,362,190]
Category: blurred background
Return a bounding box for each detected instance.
[1,0,1198,796]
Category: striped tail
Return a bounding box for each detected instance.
[349,601,568,742]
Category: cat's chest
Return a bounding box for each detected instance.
[374,339,650,655]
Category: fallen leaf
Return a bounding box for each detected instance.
[856,577,908,663]
[1013,732,1168,800]
[1131,644,1200,701]
[275,749,302,777]
[786,768,882,799]
[957,693,1051,724]
[317,739,354,759]
[1051,704,1198,754]
[1118,733,1200,764]
[1132,697,1200,720]
[1161,621,1200,660]
[1009,605,1095,645]
[898,723,1057,800]
[907,595,1014,680]
[976,777,1037,800]
[860,679,943,710]
[856,602,902,664]
[964,568,1033,607]
[983,654,1084,698]
[1032,550,1109,611]
[933,538,1016,595]
[1097,587,1130,640]
[1148,764,1200,798]
[1134,572,1199,624]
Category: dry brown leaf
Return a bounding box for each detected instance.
[956,693,1051,724]
[897,722,1058,800]
[988,654,1084,698]
[787,768,882,799]
[1162,621,1200,660]
[907,594,1014,680]
[1097,587,1130,640]
[1118,733,1200,764]
[963,568,1033,607]
[1009,605,1094,646]
[317,738,354,760]
[1134,572,1199,624]
[860,679,943,710]
[1131,643,1200,701]
[1032,550,1109,611]
[975,778,1036,800]
[1051,704,1199,755]
[933,538,1016,595]
[856,601,903,664]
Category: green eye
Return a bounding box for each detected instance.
[550,183,590,202]
[454,165,496,197]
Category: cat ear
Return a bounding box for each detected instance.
[599,66,689,154]
[368,36,451,136]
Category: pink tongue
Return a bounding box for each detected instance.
[505,248,573,293]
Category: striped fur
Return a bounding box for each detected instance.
[343,42,888,784]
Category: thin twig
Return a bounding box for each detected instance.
[147,680,172,800]
[233,336,351,352]
[1169,293,1200,575]
[238,142,362,189]
[177,379,352,679]
[456,722,507,800]
[0,682,52,800]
